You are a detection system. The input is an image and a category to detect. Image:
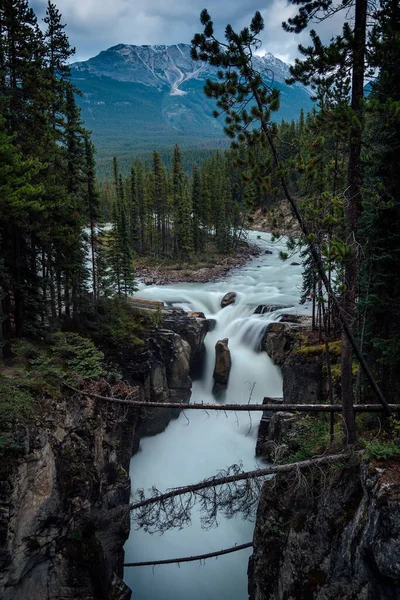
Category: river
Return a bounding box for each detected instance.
[124,232,308,600]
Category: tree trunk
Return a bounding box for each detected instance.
[130,451,357,511]
[13,225,23,337]
[1,283,12,359]
[124,543,253,567]
[340,0,367,444]
[90,218,97,301]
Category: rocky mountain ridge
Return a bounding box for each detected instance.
[70,44,313,157]
[72,43,297,96]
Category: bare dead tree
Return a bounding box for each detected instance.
[63,383,400,413]
[133,462,265,533]
[130,451,359,533]
[124,542,253,567]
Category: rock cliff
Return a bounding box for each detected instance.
[119,302,208,435]
[0,393,137,600]
[252,316,400,599]
[248,457,400,600]
[0,302,208,600]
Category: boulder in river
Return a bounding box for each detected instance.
[220,292,237,309]
[260,322,293,365]
[213,338,232,385]
[254,304,290,315]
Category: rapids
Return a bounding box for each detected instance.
[124,232,309,600]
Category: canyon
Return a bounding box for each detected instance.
[1,233,399,600]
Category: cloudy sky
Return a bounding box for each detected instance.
[31,0,345,65]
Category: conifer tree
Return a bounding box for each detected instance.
[176,178,193,260]
[0,120,42,355]
[104,158,137,297]
[191,163,204,254]
[283,0,368,442]
[84,134,100,300]
[129,164,142,253]
[151,151,168,255]
[0,0,101,339]
[357,0,400,398]
[43,0,75,135]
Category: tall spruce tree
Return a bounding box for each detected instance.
[191,163,204,254]
[84,134,100,300]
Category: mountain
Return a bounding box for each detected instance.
[71,43,312,159]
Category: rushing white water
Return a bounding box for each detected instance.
[124,232,309,600]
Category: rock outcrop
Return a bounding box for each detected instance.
[282,353,325,404]
[118,301,209,435]
[0,394,137,600]
[162,306,209,367]
[221,292,237,309]
[213,338,232,394]
[256,316,328,460]
[248,458,400,600]
[0,300,209,600]
[259,322,294,365]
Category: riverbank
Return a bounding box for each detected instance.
[135,241,261,286]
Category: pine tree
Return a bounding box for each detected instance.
[151,151,168,255]
[129,164,142,254]
[357,0,400,399]
[191,163,204,254]
[0,120,42,355]
[104,158,137,297]
[84,134,100,300]
[283,0,368,442]
[176,178,193,261]
[43,1,75,137]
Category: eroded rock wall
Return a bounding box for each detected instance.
[0,395,137,600]
[248,458,400,600]
[0,304,208,600]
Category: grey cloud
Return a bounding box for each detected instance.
[31,0,344,65]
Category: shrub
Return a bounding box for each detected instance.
[0,381,34,455]
[365,440,400,460]
[286,416,330,463]
[77,298,150,347]
[51,332,104,379]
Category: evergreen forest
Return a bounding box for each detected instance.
[1,0,400,444]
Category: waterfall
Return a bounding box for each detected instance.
[124,232,309,600]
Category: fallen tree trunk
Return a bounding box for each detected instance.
[63,384,400,413]
[124,542,253,567]
[130,451,358,511]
